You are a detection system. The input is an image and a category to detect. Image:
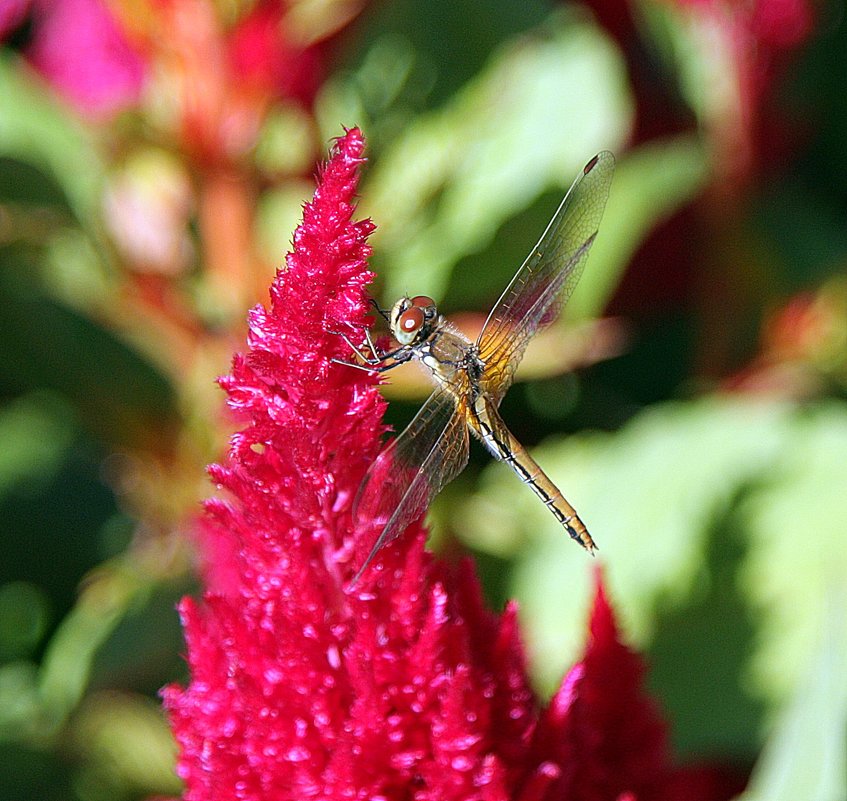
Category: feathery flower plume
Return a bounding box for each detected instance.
[164,128,737,801]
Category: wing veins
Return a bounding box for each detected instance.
[478,152,614,345]
[476,152,614,403]
[351,387,469,584]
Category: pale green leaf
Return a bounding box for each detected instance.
[457,396,847,726]
[735,583,847,801]
[0,54,105,223]
[359,11,634,302]
[0,393,75,496]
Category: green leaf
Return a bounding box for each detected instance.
[38,561,149,731]
[0,254,178,448]
[338,17,706,330]
[735,584,847,801]
[564,135,707,319]
[458,397,847,765]
[359,11,634,303]
[459,399,790,679]
[0,54,105,225]
[0,393,75,496]
[0,156,70,208]
[739,404,847,704]
[71,691,181,799]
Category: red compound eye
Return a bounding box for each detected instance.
[398,306,425,333]
[411,295,434,308]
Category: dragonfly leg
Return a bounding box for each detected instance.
[327,303,396,366]
[331,345,413,373]
[330,356,381,372]
[362,328,382,362]
[331,329,381,364]
[369,297,391,324]
[328,324,402,365]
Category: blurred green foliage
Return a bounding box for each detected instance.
[1,0,846,799]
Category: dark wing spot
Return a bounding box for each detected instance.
[584,154,600,175]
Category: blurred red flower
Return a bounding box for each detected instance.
[0,0,29,39]
[588,0,814,179]
[227,0,323,107]
[14,0,146,118]
[163,128,742,800]
[121,0,364,166]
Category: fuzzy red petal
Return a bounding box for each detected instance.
[526,568,673,801]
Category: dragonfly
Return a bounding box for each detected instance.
[337,151,615,586]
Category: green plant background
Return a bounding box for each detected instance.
[1,1,846,799]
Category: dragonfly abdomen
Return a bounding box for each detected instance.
[470,401,597,554]
[503,436,596,553]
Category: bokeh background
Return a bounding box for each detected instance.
[1,0,845,798]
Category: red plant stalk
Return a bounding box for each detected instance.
[164,127,726,801]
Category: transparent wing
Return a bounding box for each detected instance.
[477,151,615,405]
[351,386,470,584]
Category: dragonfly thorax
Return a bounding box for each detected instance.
[390,295,438,345]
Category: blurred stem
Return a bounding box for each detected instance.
[198,167,256,322]
[121,272,205,378]
[37,559,150,738]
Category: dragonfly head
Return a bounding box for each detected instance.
[390,295,437,345]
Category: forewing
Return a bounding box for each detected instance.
[477,151,614,404]
[351,386,470,584]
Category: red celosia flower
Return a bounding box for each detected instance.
[24,0,146,119]
[0,0,29,39]
[529,573,671,801]
[665,0,814,184]
[164,128,740,800]
[227,0,323,107]
[121,0,363,166]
